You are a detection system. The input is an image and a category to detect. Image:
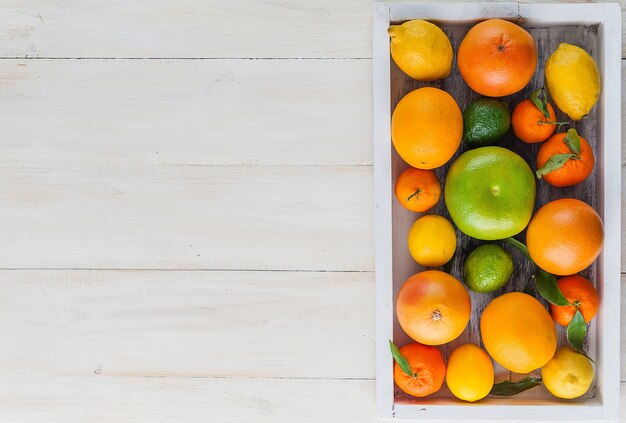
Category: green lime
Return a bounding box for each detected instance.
[463,244,514,293]
[444,146,536,240]
[462,98,510,148]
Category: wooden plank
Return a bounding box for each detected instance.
[0,0,371,59]
[0,59,370,167]
[0,376,626,422]
[0,164,372,270]
[0,376,378,423]
[0,270,374,379]
[0,1,624,59]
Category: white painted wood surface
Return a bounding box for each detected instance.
[0,1,623,422]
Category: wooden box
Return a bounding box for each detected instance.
[373,3,621,421]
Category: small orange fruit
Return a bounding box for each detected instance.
[457,19,537,97]
[396,270,471,345]
[526,198,603,275]
[480,292,557,373]
[393,342,446,397]
[511,99,558,143]
[549,275,599,326]
[391,87,463,169]
[394,167,441,212]
[536,131,595,187]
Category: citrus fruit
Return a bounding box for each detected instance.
[394,167,441,212]
[526,198,603,275]
[463,244,514,293]
[511,98,558,143]
[444,146,536,240]
[480,292,556,373]
[446,344,494,402]
[462,98,511,148]
[457,19,537,97]
[407,215,457,267]
[388,20,453,81]
[536,131,595,187]
[541,347,594,399]
[546,43,600,121]
[393,342,446,397]
[396,270,471,345]
[549,275,599,327]
[391,87,463,169]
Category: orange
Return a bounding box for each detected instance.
[526,198,603,275]
[457,19,537,97]
[549,275,599,327]
[391,87,462,169]
[393,342,446,397]
[480,292,557,373]
[394,167,441,212]
[396,270,471,345]
[536,132,595,187]
[511,99,558,143]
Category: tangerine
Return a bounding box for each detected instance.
[511,99,558,143]
[536,131,595,187]
[391,87,463,169]
[396,270,471,345]
[526,198,603,276]
[549,275,599,327]
[393,342,446,397]
[457,19,537,97]
[394,167,441,212]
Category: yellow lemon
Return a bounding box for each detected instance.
[388,20,453,81]
[545,43,601,121]
[541,347,594,399]
[446,344,494,402]
[407,215,456,267]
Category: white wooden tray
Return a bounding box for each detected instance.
[373,3,621,421]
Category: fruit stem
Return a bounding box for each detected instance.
[406,188,422,202]
[431,310,441,321]
[536,120,570,125]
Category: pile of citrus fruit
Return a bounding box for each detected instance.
[388,18,603,402]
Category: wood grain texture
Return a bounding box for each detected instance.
[0,0,624,59]
[0,164,373,270]
[0,376,378,423]
[0,0,371,59]
[0,270,374,379]
[0,59,370,166]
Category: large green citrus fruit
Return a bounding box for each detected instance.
[444,147,536,240]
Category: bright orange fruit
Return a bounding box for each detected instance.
[526,198,603,276]
[457,19,537,97]
[549,275,599,326]
[394,167,441,212]
[396,270,471,345]
[511,99,558,143]
[393,342,446,397]
[391,87,462,169]
[480,292,557,373]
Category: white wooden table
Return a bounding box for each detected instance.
[0,1,622,421]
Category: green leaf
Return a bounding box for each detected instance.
[490,377,543,396]
[567,309,587,353]
[389,340,414,378]
[530,89,551,119]
[536,153,578,179]
[504,238,570,306]
[564,128,581,154]
[523,280,536,297]
[534,268,571,306]
[503,237,531,261]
